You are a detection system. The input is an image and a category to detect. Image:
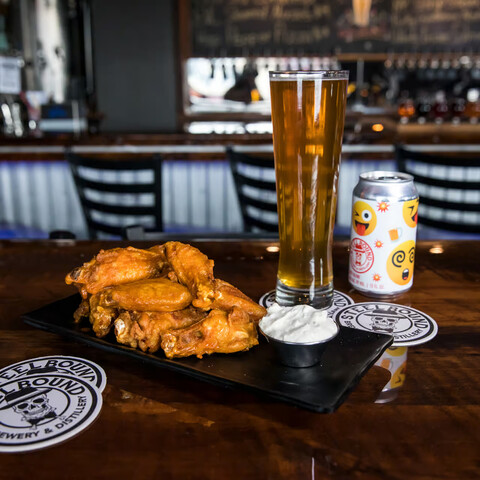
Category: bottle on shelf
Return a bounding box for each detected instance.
[465,88,480,124]
[397,91,416,124]
[432,90,449,124]
[450,96,466,124]
[416,92,432,124]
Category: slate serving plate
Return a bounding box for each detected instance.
[22,295,393,413]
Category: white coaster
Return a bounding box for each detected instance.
[334,302,438,347]
[259,289,354,316]
[0,374,103,452]
[0,356,107,392]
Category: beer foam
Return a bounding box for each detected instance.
[269,76,348,81]
[270,71,349,81]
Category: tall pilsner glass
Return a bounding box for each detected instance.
[270,70,349,309]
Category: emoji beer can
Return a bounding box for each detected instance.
[349,171,419,298]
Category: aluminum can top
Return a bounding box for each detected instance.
[354,171,418,202]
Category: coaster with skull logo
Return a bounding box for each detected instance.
[0,356,107,392]
[7,387,56,427]
[334,302,438,347]
[0,374,102,452]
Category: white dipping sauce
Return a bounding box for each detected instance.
[259,303,338,343]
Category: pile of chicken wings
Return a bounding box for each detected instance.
[65,242,266,359]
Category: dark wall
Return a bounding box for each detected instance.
[91,0,177,132]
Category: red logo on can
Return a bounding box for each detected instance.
[350,238,374,273]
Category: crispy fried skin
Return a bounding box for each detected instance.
[73,298,90,323]
[100,278,193,312]
[161,307,259,359]
[164,242,215,310]
[212,279,266,322]
[67,243,266,359]
[65,246,167,298]
[114,307,207,353]
[89,293,117,338]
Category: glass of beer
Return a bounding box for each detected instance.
[270,70,349,309]
[353,0,372,27]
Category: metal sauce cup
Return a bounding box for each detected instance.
[259,323,339,368]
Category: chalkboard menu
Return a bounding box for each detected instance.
[190,0,480,57]
[392,0,480,52]
[191,0,334,56]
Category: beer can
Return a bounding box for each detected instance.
[348,171,419,298]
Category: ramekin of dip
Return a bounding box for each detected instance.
[258,303,339,368]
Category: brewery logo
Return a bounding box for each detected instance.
[258,290,276,308]
[259,290,354,314]
[0,374,102,452]
[327,291,355,316]
[349,238,374,274]
[335,302,438,347]
[0,356,107,392]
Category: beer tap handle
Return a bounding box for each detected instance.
[11,102,25,137]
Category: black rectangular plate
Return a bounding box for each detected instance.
[22,295,393,413]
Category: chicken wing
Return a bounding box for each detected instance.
[212,279,266,322]
[99,278,193,312]
[73,298,90,323]
[164,242,215,310]
[114,307,207,353]
[88,292,117,338]
[65,246,167,298]
[161,307,258,359]
[66,242,266,360]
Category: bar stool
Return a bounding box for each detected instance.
[227,147,278,233]
[396,146,480,235]
[67,151,163,239]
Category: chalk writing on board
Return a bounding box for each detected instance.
[192,0,333,55]
[392,0,480,50]
[190,0,480,56]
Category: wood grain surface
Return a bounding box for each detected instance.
[0,239,479,479]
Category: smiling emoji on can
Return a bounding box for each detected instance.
[352,201,377,236]
[403,198,419,228]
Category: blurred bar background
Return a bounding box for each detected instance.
[0,0,479,239]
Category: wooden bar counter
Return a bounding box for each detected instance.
[0,239,479,479]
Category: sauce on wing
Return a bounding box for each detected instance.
[66,242,266,359]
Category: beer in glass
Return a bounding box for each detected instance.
[353,0,372,27]
[270,70,349,309]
